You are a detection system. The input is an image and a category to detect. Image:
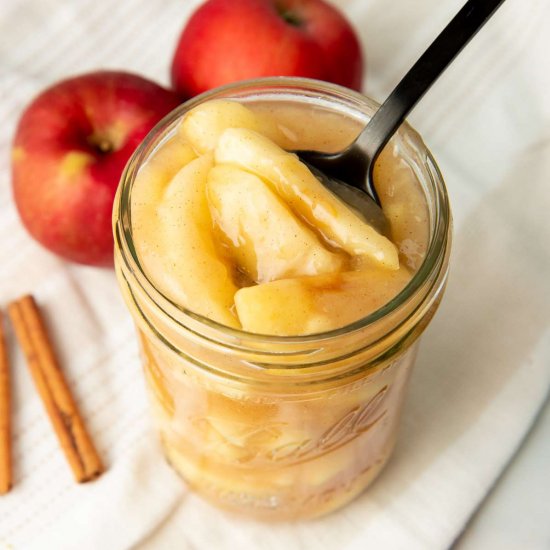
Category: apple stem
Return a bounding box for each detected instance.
[275,5,302,27]
[97,139,113,154]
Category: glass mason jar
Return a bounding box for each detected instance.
[113,78,452,521]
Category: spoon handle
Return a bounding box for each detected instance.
[358,0,506,168]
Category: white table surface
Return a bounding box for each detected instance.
[454,392,550,549]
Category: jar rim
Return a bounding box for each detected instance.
[114,76,451,346]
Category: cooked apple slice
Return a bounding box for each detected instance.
[180,99,284,154]
[215,128,399,270]
[207,165,345,283]
[142,154,240,328]
[234,268,411,335]
[131,134,196,264]
[131,133,196,220]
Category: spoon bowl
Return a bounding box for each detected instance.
[304,161,389,235]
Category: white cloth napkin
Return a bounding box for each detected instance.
[1,0,549,549]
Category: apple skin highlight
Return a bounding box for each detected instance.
[171,0,364,97]
[11,71,181,266]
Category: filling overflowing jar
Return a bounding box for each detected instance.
[113,78,451,520]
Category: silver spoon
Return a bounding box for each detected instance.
[296,0,506,233]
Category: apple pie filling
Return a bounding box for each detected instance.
[131,99,429,335]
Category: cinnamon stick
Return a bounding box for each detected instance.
[8,295,103,483]
[0,311,12,494]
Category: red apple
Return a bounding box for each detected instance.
[11,71,181,266]
[171,0,364,97]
